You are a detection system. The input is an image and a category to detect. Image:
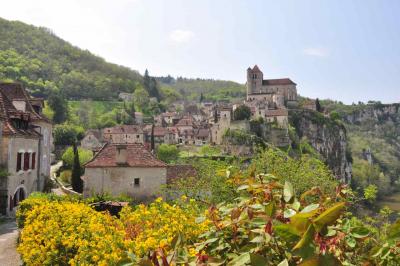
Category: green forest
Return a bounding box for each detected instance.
[0,17,245,103]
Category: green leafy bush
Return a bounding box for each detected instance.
[61,147,93,167]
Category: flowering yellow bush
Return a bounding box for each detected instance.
[120,197,210,257]
[18,202,126,266]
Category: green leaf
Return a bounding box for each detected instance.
[284,208,297,218]
[250,235,265,243]
[345,236,356,248]
[300,204,320,214]
[351,227,370,239]
[250,254,269,266]
[290,212,315,233]
[204,237,219,244]
[313,202,346,232]
[228,252,250,266]
[292,201,301,211]
[237,184,249,191]
[250,203,264,210]
[284,181,294,202]
[277,259,289,266]
[264,202,275,217]
[293,224,315,250]
[274,224,301,242]
[387,219,400,240]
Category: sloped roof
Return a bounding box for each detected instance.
[252,65,262,72]
[85,143,166,168]
[0,87,40,137]
[262,78,296,86]
[265,108,288,117]
[196,128,210,138]
[0,82,51,123]
[103,125,143,134]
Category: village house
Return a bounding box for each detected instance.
[265,108,289,127]
[80,129,104,152]
[83,143,167,200]
[194,128,211,146]
[103,125,145,144]
[0,83,52,216]
[143,126,176,146]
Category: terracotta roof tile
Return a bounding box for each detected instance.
[85,143,166,168]
[262,78,296,86]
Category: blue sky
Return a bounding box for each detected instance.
[1,0,400,103]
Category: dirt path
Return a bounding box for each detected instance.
[0,220,21,266]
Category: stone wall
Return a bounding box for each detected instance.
[83,167,167,201]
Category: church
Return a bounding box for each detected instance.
[246,65,298,108]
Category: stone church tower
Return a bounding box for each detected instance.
[246,65,263,94]
[246,65,298,104]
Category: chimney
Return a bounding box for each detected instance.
[116,145,128,165]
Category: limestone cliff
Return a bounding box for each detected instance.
[289,110,352,183]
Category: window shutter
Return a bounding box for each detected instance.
[16,153,22,172]
[31,152,36,170]
[23,152,30,171]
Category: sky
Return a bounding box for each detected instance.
[1,0,400,103]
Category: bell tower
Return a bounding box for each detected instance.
[246,65,263,97]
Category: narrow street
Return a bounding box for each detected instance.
[50,161,66,196]
[0,220,21,266]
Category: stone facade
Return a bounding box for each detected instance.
[83,143,167,201]
[246,65,297,103]
[0,83,52,216]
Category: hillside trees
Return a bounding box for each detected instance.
[0,18,141,99]
[47,91,68,123]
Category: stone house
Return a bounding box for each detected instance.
[143,126,176,146]
[265,109,289,127]
[194,128,211,146]
[81,129,104,152]
[103,125,145,144]
[0,83,52,216]
[83,143,167,200]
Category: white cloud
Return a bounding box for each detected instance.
[169,30,195,44]
[303,47,329,57]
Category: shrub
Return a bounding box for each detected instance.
[16,192,80,228]
[18,202,126,265]
[120,197,209,257]
[61,146,93,167]
[59,170,72,184]
[249,148,338,196]
[53,123,85,145]
[233,105,251,120]
[156,144,179,163]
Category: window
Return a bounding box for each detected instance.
[23,152,30,171]
[134,178,140,187]
[16,152,22,172]
[31,152,36,170]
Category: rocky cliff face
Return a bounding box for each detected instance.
[343,104,400,124]
[289,110,352,183]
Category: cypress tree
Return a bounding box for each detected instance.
[151,124,155,152]
[71,142,83,193]
[316,98,323,112]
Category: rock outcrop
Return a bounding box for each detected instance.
[289,110,352,183]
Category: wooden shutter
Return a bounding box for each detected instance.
[23,152,30,171]
[16,153,22,172]
[31,152,36,170]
